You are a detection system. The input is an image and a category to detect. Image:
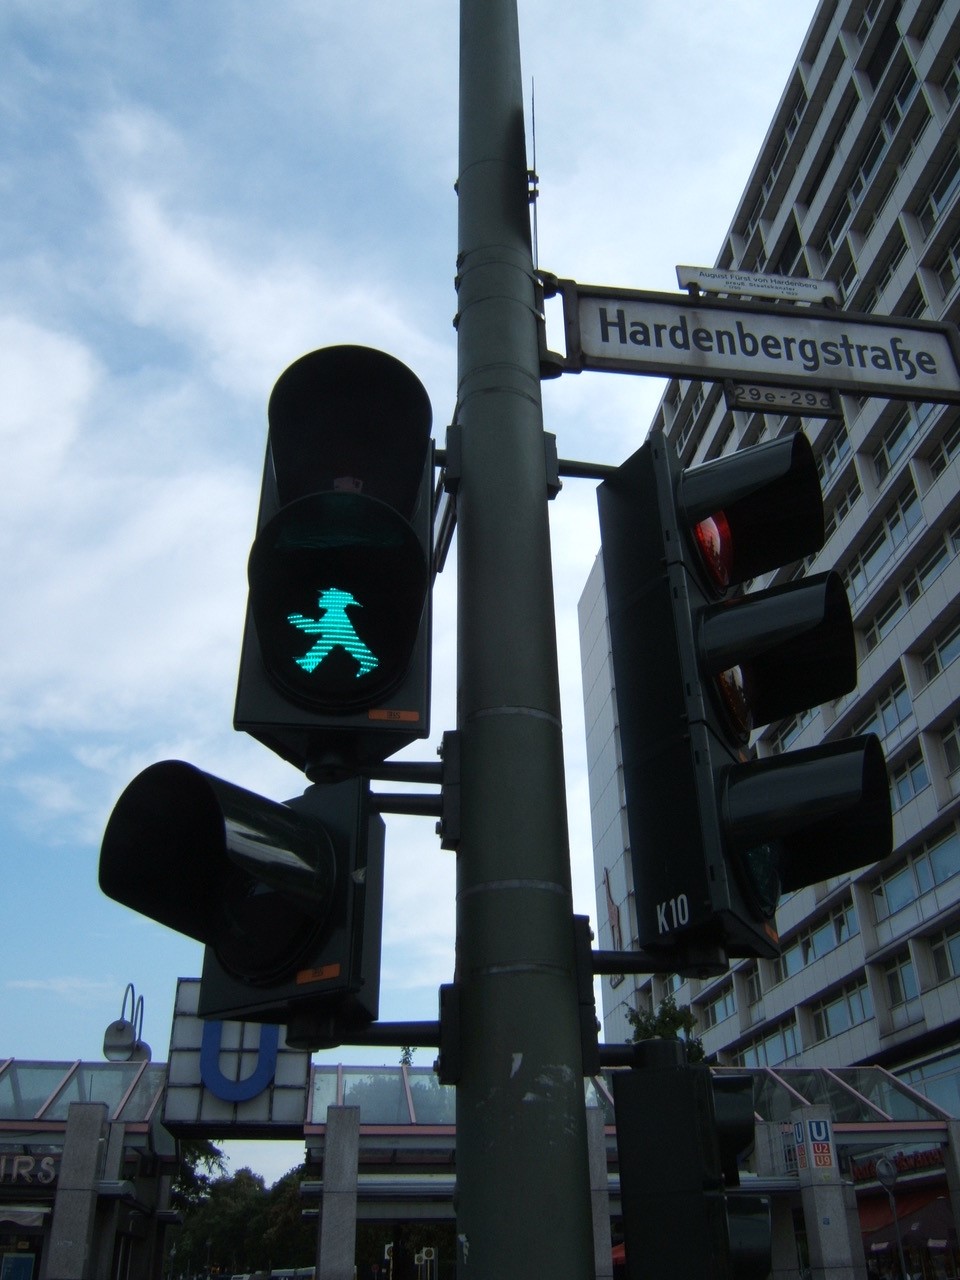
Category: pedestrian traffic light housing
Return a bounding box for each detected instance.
[613,1050,771,1280]
[99,761,384,1042]
[597,429,891,959]
[235,345,434,779]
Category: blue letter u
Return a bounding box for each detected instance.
[200,1020,280,1103]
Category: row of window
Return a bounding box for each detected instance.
[773,899,860,984]
[863,517,960,652]
[729,924,960,1068]
[741,0,933,276]
[691,824,960,1025]
[769,35,960,313]
[872,825,960,919]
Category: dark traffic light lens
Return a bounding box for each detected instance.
[715,664,752,741]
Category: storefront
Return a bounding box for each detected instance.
[0,1059,178,1280]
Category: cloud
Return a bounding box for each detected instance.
[5,975,119,1007]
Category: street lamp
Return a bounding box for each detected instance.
[102,983,151,1062]
[875,1156,909,1280]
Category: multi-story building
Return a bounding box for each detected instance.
[580,0,960,1114]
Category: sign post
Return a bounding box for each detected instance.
[454,2,595,1276]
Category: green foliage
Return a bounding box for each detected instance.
[171,1139,227,1213]
[165,1156,456,1279]
[166,1162,317,1276]
[625,993,705,1063]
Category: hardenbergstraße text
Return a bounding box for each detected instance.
[598,307,935,381]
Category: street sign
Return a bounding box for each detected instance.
[556,280,960,403]
[677,264,840,305]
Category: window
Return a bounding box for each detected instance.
[733,1018,799,1068]
[770,706,818,753]
[935,226,960,297]
[861,229,908,313]
[921,616,960,684]
[772,901,860,984]
[929,418,960,477]
[817,423,851,488]
[824,475,862,539]
[744,193,764,239]
[891,751,930,810]
[916,148,960,238]
[700,983,736,1030]
[856,0,882,42]
[873,864,918,920]
[810,977,873,1043]
[852,675,913,740]
[773,224,804,277]
[844,482,922,601]
[884,951,919,1007]
[942,714,960,776]
[864,592,908,652]
[943,49,960,106]
[872,826,960,921]
[864,8,903,88]
[916,826,960,893]
[874,405,922,482]
[804,96,856,210]
[743,965,762,1008]
[931,924,960,982]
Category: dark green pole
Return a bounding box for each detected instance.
[454,2,595,1275]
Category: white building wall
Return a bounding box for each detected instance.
[579,0,960,1097]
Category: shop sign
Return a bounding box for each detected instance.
[851,1146,945,1183]
[0,1155,57,1186]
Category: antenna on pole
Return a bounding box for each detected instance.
[529,77,540,269]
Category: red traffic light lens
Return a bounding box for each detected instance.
[693,510,734,591]
[715,664,752,742]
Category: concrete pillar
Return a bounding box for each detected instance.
[792,1105,867,1280]
[42,1102,108,1280]
[92,1122,127,1280]
[586,1106,613,1280]
[316,1105,360,1280]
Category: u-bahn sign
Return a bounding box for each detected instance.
[554,279,960,403]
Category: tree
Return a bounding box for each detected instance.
[625,993,705,1063]
[170,1139,227,1214]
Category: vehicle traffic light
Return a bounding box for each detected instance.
[613,1043,770,1280]
[99,761,384,1045]
[235,344,434,779]
[597,429,891,959]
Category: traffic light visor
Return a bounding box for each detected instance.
[680,432,823,587]
[267,345,433,512]
[99,761,338,984]
[723,734,892,899]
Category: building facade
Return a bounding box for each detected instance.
[581,0,960,1111]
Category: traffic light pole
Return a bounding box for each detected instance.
[455,2,595,1276]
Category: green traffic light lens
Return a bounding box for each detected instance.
[249,492,428,712]
[734,841,781,920]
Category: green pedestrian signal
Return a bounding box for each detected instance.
[289,587,379,679]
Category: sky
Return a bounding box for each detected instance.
[1,0,819,1184]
